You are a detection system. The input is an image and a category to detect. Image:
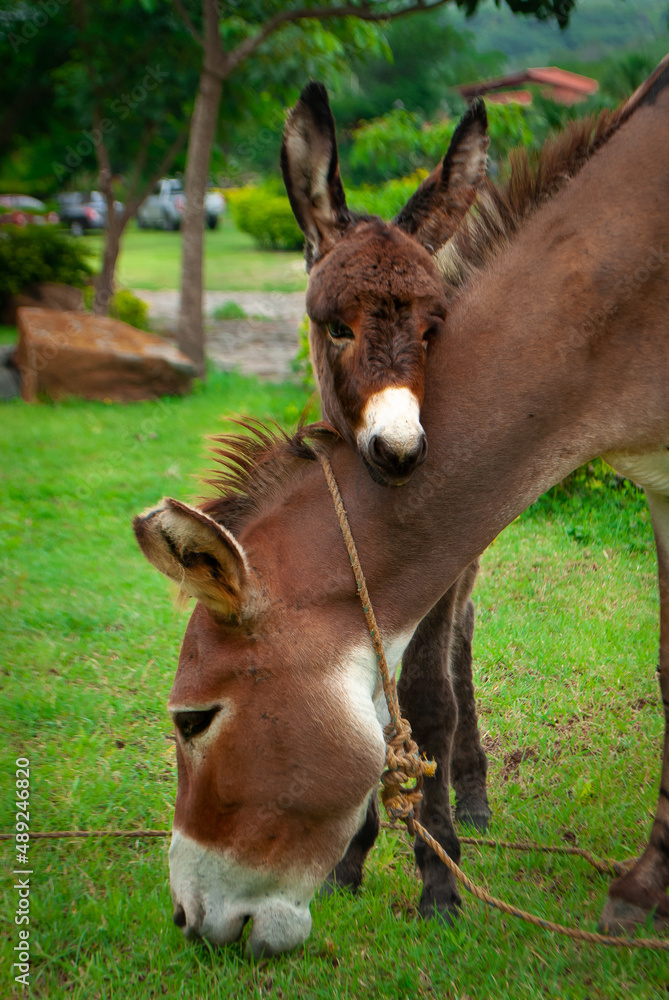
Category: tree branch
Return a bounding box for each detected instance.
[123,122,157,203]
[124,121,191,223]
[223,0,454,78]
[172,0,203,47]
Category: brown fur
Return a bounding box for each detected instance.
[282,90,489,464]
[284,88,492,910]
[134,59,669,951]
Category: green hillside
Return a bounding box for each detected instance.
[449,0,669,70]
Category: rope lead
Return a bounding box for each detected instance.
[318,451,669,952]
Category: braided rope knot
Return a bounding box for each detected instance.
[380,718,436,824]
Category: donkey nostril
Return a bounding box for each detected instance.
[173,904,187,928]
[368,435,394,467]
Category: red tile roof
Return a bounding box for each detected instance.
[459,67,599,102]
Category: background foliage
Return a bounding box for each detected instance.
[0,226,94,302]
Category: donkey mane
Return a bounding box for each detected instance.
[200,418,340,534]
[437,107,628,294]
[438,50,669,296]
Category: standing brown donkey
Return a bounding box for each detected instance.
[134,58,669,956]
[281,83,492,907]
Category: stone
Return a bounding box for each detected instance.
[15,308,195,403]
[0,344,16,366]
[0,365,20,400]
[2,283,85,325]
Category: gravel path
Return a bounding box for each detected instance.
[133,289,307,381]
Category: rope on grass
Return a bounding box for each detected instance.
[412,819,669,951]
[379,823,635,878]
[0,827,634,878]
[0,829,170,841]
[318,451,669,952]
[3,456,666,950]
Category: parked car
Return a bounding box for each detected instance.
[56,191,123,236]
[0,195,59,226]
[137,179,224,231]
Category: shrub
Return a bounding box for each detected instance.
[227,186,303,250]
[0,225,94,303]
[82,286,150,330]
[213,301,247,320]
[291,314,314,389]
[347,171,428,221]
[349,103,538,185]
[110,288,149,330]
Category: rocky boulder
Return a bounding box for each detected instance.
[15,308,195,402]
[0,344,20,400]
[2,282,85,325]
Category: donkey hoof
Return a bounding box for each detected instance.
[418,887,462,926]
[455,798,492,833]
[598,896,669,936]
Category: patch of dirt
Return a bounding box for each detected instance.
[481,733,503,758]
[501,746,539,780]
[135,289,307,381]
[631,696,655,710]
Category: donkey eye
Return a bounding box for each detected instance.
[174,708,219,740]
[328,321,354,341]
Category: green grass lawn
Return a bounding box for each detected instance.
[83,222,308,293]
[1,380,668,999]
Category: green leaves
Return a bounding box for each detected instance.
[348,103,537,186]
[0,225,94,299]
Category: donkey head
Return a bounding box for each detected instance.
[134,490,392,957]
[282,83,488,485]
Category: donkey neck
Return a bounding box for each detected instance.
[240,89,669,639]
[401,90,669,601]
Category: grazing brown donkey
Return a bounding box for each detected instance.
[281,83,492,899]
[134,58,669,956]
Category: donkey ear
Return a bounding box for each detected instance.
[394,98,489,253]
[133,498,253,619]
[281,81,351,270]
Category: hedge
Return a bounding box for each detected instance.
[0,225,94,303]
[226,187,303,250]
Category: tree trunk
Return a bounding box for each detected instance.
[177,68,222,376]
[177,0,224,378]
[94,155,124,316]
[94,212,125,315]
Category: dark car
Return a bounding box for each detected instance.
[56,191,123,236]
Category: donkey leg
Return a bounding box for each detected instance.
[449,561,492,832]
[323,793,380,895]
[398,590,463,923]
[599,490,669,934]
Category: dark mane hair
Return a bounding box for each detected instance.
[438,50,669,293]
[437,45,669,298]
[200,418,339,535]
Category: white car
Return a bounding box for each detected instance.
[137,179,224,231]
